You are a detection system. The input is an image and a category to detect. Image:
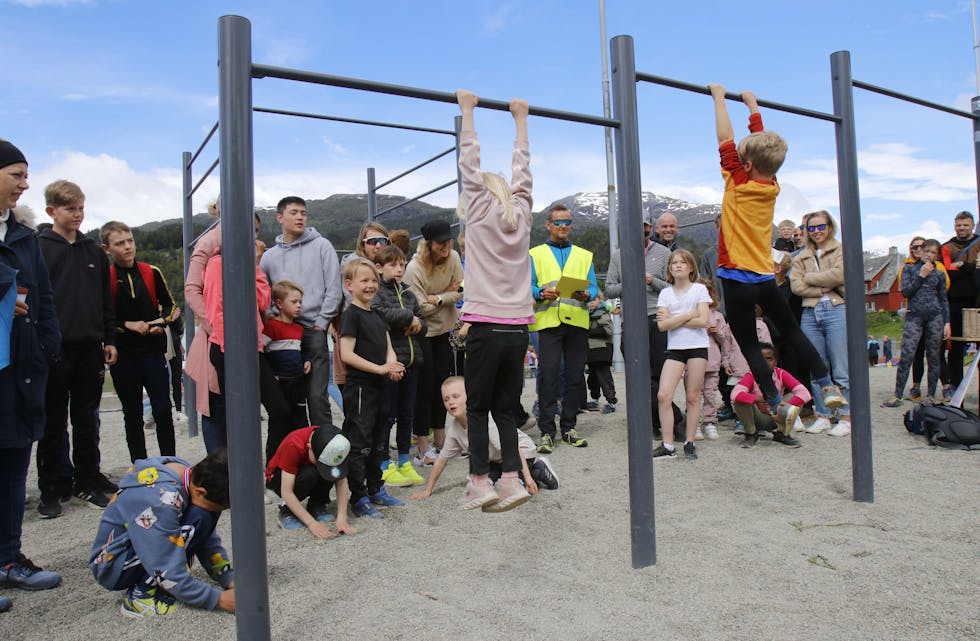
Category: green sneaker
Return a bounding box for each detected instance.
[121,585,176,618]
[537,434,556,454]
[561,429,588,448]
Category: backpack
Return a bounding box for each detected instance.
[913,404,980,450]
[109,262,158,309]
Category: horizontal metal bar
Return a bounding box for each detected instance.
[252,63,620,128]
[254,106,455,135]
[852,79,978,120]
[376,179,457,218]
[376,146,456,190]
[189,122,219,167]
[188,157,219,198]
[635,71,841,123]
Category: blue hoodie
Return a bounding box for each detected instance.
[89,456,234,610]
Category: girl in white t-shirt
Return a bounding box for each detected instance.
[653,250,712,460]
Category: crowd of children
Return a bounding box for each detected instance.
[0,80,951,620]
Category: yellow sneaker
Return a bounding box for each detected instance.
[398,461,425,486]
[380,462,412,488]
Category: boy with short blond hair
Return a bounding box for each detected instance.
[36,180,118,518]
[339,258,406,518]
[262,279,311,461]
[101,221,179,463]
[709,84,845,427]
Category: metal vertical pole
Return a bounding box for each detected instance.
[830,50,874,503]
[181,151,198,437]
[454,115,464,231]
[972,96,980,216]
[367,168,377,220]
[610,34,656,567]
[218,15,272,639]
[599,0,623,374]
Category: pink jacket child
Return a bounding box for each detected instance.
[203,253,272,353]
[731,366,812,414]
[184,223,222,416]
[701,309,732,430]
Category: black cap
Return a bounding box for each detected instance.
[0,141,27,170]
[310,425,350,481]
[421,219,453,243]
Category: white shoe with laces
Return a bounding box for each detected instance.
[704,424,719,440]
[805,417,832,434]
[694,427,704,441]
[827,420,851,437]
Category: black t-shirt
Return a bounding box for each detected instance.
[340,304,388,387]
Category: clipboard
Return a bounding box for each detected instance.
[556,276,590,298]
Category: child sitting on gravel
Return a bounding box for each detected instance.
[731,344,809,448]
[410,377,558,509]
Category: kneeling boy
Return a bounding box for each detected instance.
[89,449,235,617]
[266,424,355,540]
[411,377,558,510]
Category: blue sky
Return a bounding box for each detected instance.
[3,0,979,254]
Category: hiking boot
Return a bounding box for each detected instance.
[458,478,500,511]
[806,416,832,434]
[381,462,413,488]
[482,477,531,513]
[397,461,425,486]
[584,401,600,412]
[37,494,62,519]
[561,429,588,448]
[352,496,384,519]
[369,487,404,507]
[537,434,556,454]
[703,424,719,440]
[683,442,698,460]
[601,403,616,414]
[740,433,759,448]
[73,487,110,509]
[530,457,560,490]
[907,387,923,402]
[773,431,802,448]
[880,396,902,408]
[827,420,851,437]
[0,554,61,591]
[821,386,847,409]
[652,444,676,459]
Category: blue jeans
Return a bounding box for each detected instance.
[801,301,850,416]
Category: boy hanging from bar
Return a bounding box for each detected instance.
[707,84,846,428]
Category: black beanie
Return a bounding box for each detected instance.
[0,141,27,169]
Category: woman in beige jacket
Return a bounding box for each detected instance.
[790,210,851,436]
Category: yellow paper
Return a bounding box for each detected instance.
[556,276,590,298]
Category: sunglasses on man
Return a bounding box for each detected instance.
[363,237,390,246]
[550,219,572,227]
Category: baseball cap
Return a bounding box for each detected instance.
[642,210,653,226]
[311,425,350,481]
[421,219,453,243]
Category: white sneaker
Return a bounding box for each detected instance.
[805,417,832,434]
[694,427,704,441]
[827,420,851,437]
[704,424,719,440]
[792,416,807,432]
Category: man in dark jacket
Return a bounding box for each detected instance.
[942,211,980,388]
[0,140,63,605]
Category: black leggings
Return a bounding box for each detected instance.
[721,278,828,402]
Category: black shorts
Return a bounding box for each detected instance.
[664,348,708,363]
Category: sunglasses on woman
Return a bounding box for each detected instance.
[807,224,828,233]
[363,237,390,246]
[910,243,924,250]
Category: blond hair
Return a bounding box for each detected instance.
[44,180,84,207]
[441,375,465,392]
[457,172,517,229]
[355,221,390,259]
[737,130,788,176]
[802,210,837,250]
[342,256,379,282]
[272,279,303,305]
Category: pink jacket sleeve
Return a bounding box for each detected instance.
[775,368,812,407]
[732,372,760,405]
[185,224,222,321]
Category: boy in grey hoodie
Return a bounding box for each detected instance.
[260,197,343,426]
[89,449,235,617]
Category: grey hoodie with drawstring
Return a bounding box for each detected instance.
[260,227,342,328]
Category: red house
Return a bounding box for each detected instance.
[864,247,905,312]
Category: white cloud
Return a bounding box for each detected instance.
[862,218,947,255]
[400,145,416,155]
[321,138,349,155]
[866,212,903,221]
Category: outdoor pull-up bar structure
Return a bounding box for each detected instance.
[207,15,978,641]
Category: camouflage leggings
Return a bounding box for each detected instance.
[894,314,943,399]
